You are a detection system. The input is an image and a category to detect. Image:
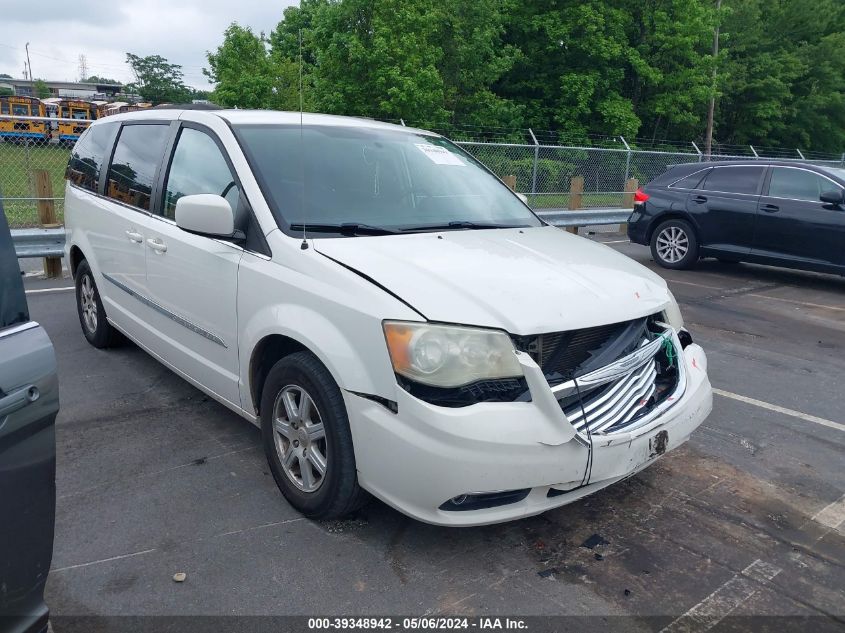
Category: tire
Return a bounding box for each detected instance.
[650,219,699,269]
[75,259,124,348]
[260,351,369,519]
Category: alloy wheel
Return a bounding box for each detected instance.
[272,385,328,493]
[655,226,689,264]
[80,274,98,333]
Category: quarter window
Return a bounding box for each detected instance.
[671,169,710,190]
[105,124,170,211]
[700,166,765,195]
[65,122,117,193]
[768,168,834,202]
[162,127,239,220]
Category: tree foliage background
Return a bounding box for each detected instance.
[203,0,845,152]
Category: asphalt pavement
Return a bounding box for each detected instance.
[23,234,845,631]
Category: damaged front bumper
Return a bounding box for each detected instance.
[345,332,712,527]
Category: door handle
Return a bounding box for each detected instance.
[0,385,38,419]
[761,204,780,213]
[125,230,144,243]
[692,195,707,204]
[146,238,167,253]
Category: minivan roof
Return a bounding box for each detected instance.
[96,108,436,136]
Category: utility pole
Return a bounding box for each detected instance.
[704,0,722,158]
[25,42,33,81]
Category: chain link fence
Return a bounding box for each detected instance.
[1,115,72,227]
[455,140,845,210]
[3,114,844,228]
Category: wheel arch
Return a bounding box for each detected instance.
[69,244,86,278]
[248,334,309,417]
[647,211,701,244]
[244,309,396,419]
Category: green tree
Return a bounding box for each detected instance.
[205,23,300,109]
[83,75,121,85]
[268,0,517,129]
[33,79,51,99]
[125,53,192,104]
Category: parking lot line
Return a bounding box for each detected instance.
[25,286,74,295]
[713,389,845,433]
[659,559,782,633]
[50,548,158,573]
[812,494,845,531]
[663,278,723,291]
[748,293,845,313]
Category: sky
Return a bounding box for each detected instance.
[0,0,298,89]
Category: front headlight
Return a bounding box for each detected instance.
[664,290,684,331]
[383,321,523,388]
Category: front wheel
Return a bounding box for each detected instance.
[650,219,699,269]
[260,351,369,519]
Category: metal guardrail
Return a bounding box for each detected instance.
[535,208,632,227]
[11,228,65,258]
[11,211,630,259]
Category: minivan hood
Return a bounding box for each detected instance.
[315,226,670,335]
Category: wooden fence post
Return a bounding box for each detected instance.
[621,177,639,234]
[34,169,62,279]
[566,175,584,234]
[503,174,517,191]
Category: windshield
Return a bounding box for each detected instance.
[818,166,845,182]
[234,124,541,235]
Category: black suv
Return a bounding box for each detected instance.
[627,160,845,274]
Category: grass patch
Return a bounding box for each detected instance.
[0,141,70,227]
[527,192,626,209]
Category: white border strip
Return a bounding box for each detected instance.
[713,388,845,433]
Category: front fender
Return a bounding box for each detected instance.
[239,302,397,403]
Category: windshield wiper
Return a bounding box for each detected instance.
[401,221,530,232]
[290,223,399,236]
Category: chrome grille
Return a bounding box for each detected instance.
[564,358,657,434]
[552,328,683,438]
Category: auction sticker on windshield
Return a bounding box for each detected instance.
[415,143,466,166]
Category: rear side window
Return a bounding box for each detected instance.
[66,122,117,193]
[768,167,836,202]
[670,169,710,190]
[700,166,765,195]
[0,200,28,329]
[162,128,239,220]
[106,124,170,211]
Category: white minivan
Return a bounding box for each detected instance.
[64,108,712,526]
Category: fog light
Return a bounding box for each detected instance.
[439,489,531,512]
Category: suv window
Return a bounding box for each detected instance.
[768,167,835,202]
[66,122,118,193]
[106,124,170,211]
[0,200,29,329]
[162,128,239,220]
[700,166,764,195]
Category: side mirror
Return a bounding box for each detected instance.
[819,189,844,205]
[175,194,234,237]
[516,192,529,205]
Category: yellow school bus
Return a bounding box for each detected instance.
[56,99,98,143]
[0,95,50,141]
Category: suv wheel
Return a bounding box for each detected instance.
[75,259,123,348]
[260,351,369,519]
[651,219,699,269]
